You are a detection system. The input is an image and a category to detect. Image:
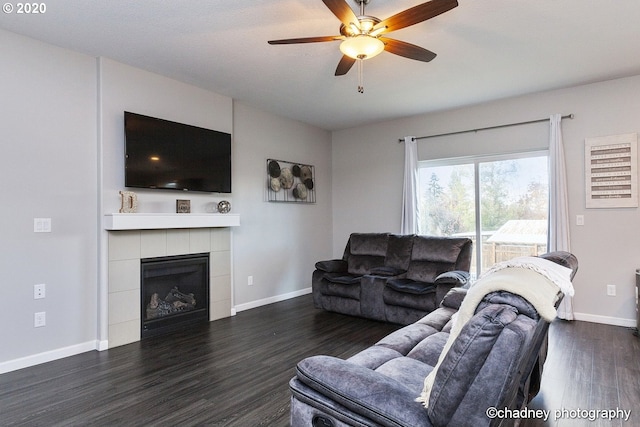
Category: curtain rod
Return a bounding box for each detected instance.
[398,113,574,143]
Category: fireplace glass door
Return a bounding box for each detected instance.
[141,253,209,338]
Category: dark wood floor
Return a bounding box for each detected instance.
[523,319,640,427]
[1,294,638,426]
[0,294,399,426]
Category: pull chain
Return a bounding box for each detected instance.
[357,56,364,93]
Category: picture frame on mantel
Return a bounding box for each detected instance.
[266,158,316,203]
[585,133,638,208]
[176,199,191,213]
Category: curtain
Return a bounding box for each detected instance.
[548,114,573,320]
[401,136,419,234]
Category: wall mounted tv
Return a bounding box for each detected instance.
[124,111,231,193]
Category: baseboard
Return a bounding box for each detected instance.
[234,287,312,313]
[1,289,312,374]
[0,340,99,374]
[573,312,637,328]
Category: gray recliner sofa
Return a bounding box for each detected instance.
[291,251,578,427]
[313,233,473,325]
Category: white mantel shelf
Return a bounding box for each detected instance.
[104,213,240,230]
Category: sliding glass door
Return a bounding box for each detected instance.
[418,152,549,278]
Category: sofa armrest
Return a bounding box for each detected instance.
[315,259,348,273]
[434,270,470,287]
[440,287,468,310]
[434,270,470,305]
[295,355,431,427]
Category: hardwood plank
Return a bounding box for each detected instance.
[521,320,638,427]
[0,295,399,426]
[590,384,621,427]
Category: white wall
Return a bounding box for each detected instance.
[232,102,332,309]
[0,30,333,371]
[333,75,640,326]
[100,57,234,215]
[98,60,333,314]
[0,30,98,367]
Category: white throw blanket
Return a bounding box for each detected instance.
[417,257,574,407]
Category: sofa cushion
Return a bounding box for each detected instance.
[386,278,436,295]
[384,234,414,271]
[323,274,362,285]
[349,233,389,256]
[347,255,386,275]
[321,281,361,300]
[347,346,404,370]
[405,237,470,283]
[415,306,457,331]
[383,286,437,312]
[375,323,441,355]
[406,332,450,366]
[411,236,469,264]
[374,357,433,394]
[369,266,406,277]
[346,233,389,275]
[406,261,452,284]
[296,355,432,427]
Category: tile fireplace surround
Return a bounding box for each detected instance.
[106,213,239,348]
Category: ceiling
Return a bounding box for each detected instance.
[2,0,640,131]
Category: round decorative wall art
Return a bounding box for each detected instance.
[266,158,316,203]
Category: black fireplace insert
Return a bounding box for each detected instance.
[140,253,209,338]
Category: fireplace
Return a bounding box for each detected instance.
[106,226,234,349]
[141,253,209,338]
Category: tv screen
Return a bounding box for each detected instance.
[124,112,231,193]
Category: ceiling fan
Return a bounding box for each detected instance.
[268,0,458,92]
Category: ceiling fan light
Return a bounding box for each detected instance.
[339,36,384,60]
[359,19,375,32]
[369,26,387,37]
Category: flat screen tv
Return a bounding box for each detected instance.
[124,111,231,193]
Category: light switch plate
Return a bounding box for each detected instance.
[34,218,52,233]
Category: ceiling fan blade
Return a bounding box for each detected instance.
[268,35,344,45]
[374,0,458,34]
[322,0,359,27]
[380,37,437,62]
[335,55,356,76]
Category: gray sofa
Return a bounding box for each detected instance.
[313,233,473,325]
[292,251,578,427]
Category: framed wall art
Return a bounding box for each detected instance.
[266,158,316,203]
[585,133,638,208]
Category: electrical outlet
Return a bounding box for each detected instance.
[248,276,254,286]
[34,283,46,299]
[34,312,46,327]
[607,284,616,296]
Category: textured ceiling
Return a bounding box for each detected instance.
[2,0,640,130]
